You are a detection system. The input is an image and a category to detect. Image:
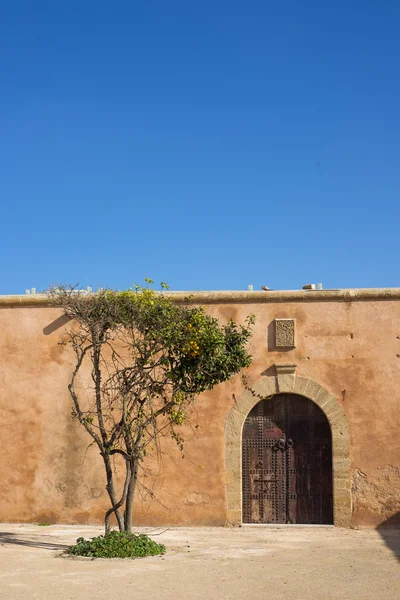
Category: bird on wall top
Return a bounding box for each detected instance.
[261,286,270,291]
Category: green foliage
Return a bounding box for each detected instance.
[56,282,255,459]
[37,522,51,527]
[78,284,255,396]
[66,531,166,559]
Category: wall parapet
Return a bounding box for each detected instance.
[1,287,400,307]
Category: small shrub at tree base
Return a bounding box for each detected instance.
[66,531,166,558]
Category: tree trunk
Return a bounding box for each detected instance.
[124,461,138,532]
[103,455,124,532]
[105,460,132,535]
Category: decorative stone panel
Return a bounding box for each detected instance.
[275,318,296,348]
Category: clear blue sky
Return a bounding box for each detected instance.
[1,1,399,294]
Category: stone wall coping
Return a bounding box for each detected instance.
[1,287,400,308]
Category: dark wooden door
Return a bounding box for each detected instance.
[242,394,333,524]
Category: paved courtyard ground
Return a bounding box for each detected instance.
[0,524,398,600]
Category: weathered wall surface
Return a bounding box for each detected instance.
[0,293,399,527]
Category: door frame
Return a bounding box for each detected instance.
[242,393,334,525]
[225,370,351,527]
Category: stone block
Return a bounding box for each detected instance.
[334,507,352,527]
[332,429,350,446]
[225,469,240,486]
[324,402,344,421]
[303,379,324,401]
[333,458,351,480]
[225,443,240,469]
[226,487,241,511]
[332,415,350,437]
[315,388,337,410]
[334,486,351,498]
[233,390,255,416]
[334,478,349,490]
[225,409,245,441]
[277,374,296,392]
[225,509,242,526]
[332,437,350,459]
[334,495,352,508]
[293,376,310,396]
[334,456,351,469]
[252,377,277,399]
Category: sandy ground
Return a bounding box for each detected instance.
[0,524,398,600]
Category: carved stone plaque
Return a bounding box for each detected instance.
[275,319,296,348]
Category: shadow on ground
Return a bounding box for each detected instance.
[0,532,68,551]
[376,512,400,561]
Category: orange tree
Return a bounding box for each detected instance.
[52,281,254,534]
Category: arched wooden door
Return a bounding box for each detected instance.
[242,393,333,524]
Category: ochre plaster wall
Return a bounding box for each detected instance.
[0,297,399,527]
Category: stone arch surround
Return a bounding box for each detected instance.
[225,372,351,527]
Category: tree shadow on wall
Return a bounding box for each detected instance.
[0,532,68,551]
[376,512,400,561]
[43,314,72,335]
